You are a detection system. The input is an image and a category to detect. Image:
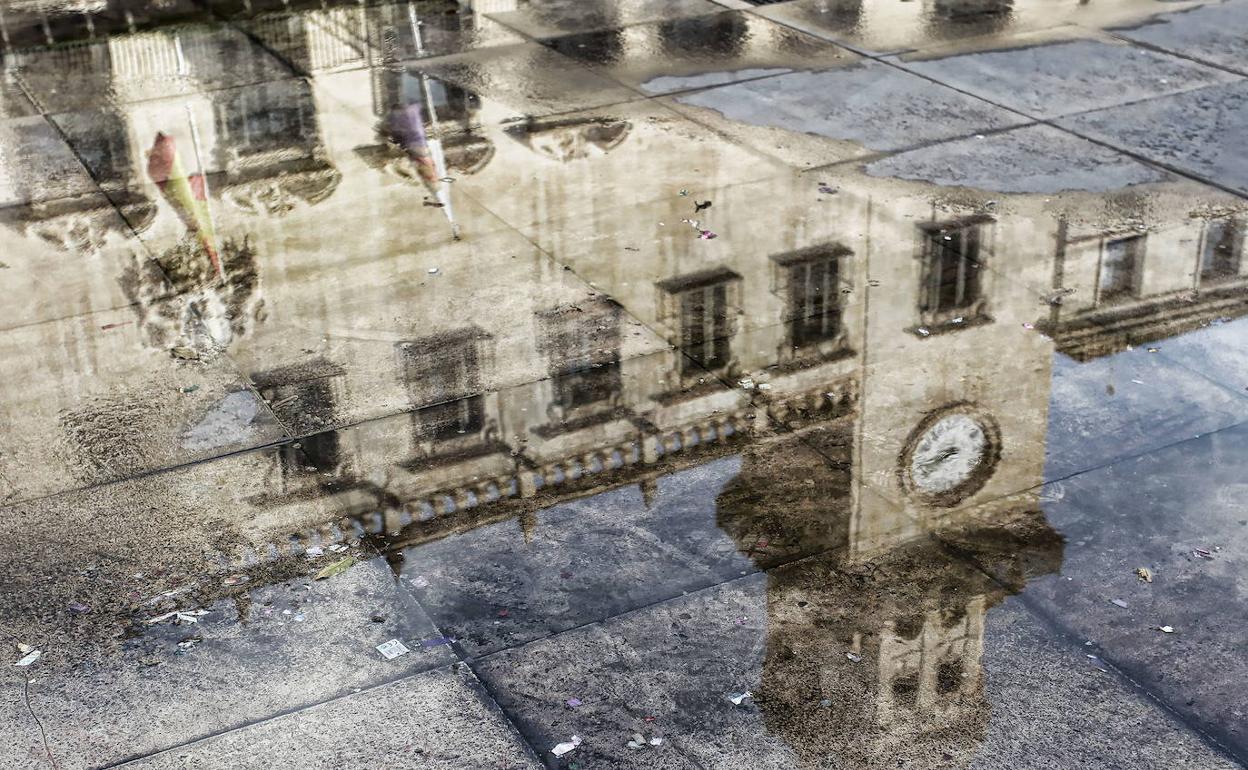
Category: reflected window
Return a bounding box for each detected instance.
[1098,234,1145,303]
[540,302,623,414]
[657,269,741,374]
[218,81,318,157]
[398,330,486,442]
[776,246,847,349]
[278,429,342,479]
[920,220,984,321]
[1200,220,1242,284]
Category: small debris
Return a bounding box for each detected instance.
[552,736,582,757]
[1022,322,1035,329]
[370,613,386,623]
[14,649,41,667]
[327,544,348,554]
[678,189,689,197]
[817,182,836,194]
[147,609,209,625]
[1146,347,1160,353]
[1193,548,1214,559]
[846,652,862,663]
[306,546,324,557]
[176,635,202,651]
[698,230,717,240]
[757,383,772,391]
[427,267,439,275]
[170,346,200,361]
[411,575,430,589]
[314,556,355,580]
[916,327,931,337]
[649,737,663,746]
[818,698,832,708]
[377,639,411,659]
[1136,567,1153,583]
[566,697,583,708]
[694,200,712,212]
[627,733,647,749]
[1109,598,1129,609]
[67,602,91,614]
[738,378,756,390]
[222,575,249,587]
[420,636,455,648]
[1158,625,1175,634]
[727,691,752,706]
[181,385,200,394]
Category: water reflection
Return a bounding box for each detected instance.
[1,7,1246,768]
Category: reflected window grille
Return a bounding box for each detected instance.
[786,253,842,348]
[398,330,486,442]
[1200,220,1243,283]
[920,221,983,318]
[658,268,741,375]
[540,302,623,413]
[1098,234,1145,303]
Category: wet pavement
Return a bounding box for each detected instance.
[1,1,1247,768]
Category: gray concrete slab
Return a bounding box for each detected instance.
[119,667,542,770]
[1058,80,1248,194]
[667,61,1028,167]
[1114,0,1248,75]
[488,0,725,39]
[899,36,1239,119]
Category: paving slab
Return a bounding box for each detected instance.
[1058,80,1248,195]
[487,0,725,39]
[1113,0,1248,75]
[119,667,542,770]
[897,35,1239,120]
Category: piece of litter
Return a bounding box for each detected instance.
[315,556,355,580]
[757,383,772,391]
[1146,347,1160,353]
[176,636,202,651]
[412,575,430,589]
[68,602,91,614]
[170,346,200,361]
[420,636,454,648]
[1158,625,1175,634]
[1110,598,1129,609]
[698,230,717,240]
[305,546,324,557]
[1022,322,1035,329]
[694,200,712,212]
[181,385,200,394]
[376,639,411,659]
[1136,567,1153,583]
[738,378,755,390]
[846,652,862,663]
[327,544,348,553]
[728,691,751,706]
[428,267,439,274]
[17,643,33,654]
[649,737,663,746]
[916,327,930,337]
[222,575,249,587]
[566,697,583,708]
[1193,548,1214,559]
[552,736,582,757]
[817,183,836,194]
[15,650,41,667]
[147,609,209,625]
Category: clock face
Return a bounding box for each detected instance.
[902,410,998,504]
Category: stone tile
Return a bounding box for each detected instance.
[752,0,1204,56]
[1042,344,1248,479]
[666,60,1028,167]
[969,598,1241,770]
[1147,316,1248,395]
[1057,80,1248,194]
[865,124,1170,194]
[476,530,1234,769]
[956,422,1248,760]
[543,10,857,95]
[1114,0,1248,75]
[899,36,1238,119]
[488,0,724,39]
[0,553,454,770]
[118,667,541,770]
[0,305,287,503]
[0,115,101,207]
